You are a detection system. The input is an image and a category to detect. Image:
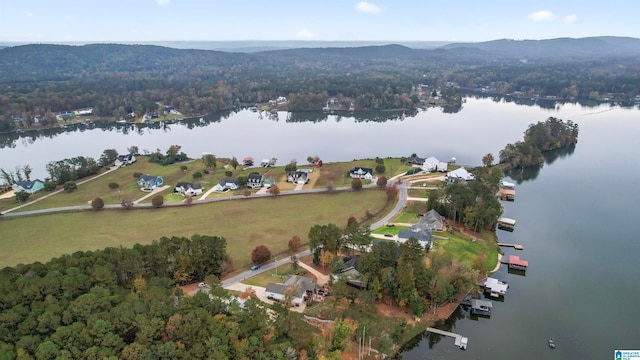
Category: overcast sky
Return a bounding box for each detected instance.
[1,0,638,43]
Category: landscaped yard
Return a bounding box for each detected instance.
[432,230,499,272]
[391,211,420,223]
[315,158,412,188]
[0,189,389,268]
[371,225,409,235]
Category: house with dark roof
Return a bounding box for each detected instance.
[247,173,264,189]
[349,167,374,180]
[115,153,136,166]
[175,182,203,196]
[265,275,317,306]
[138,175,163,190]
[287,171,308,184]
[406,156,425,166]
[423,209,445,231]
[213,178,239,192]
[12,179,45,194]
[397,219,433,249]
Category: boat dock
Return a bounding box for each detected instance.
[497,217,516,231]
[500,254,529,271]
[497,243,523,250]
[426,327,468,349]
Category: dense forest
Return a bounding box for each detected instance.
[0,234,325,359]
[1,37,640,132]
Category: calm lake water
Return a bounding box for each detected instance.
[2,98,639,358]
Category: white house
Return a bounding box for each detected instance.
[421,157,440,172]
[115,154,136,167]
[175,182,203,196]
[212,178,239,192]
[287,171,308,184]
[74,108,93,116]
[265,275,316,306]
[445,167,475,183]
[349,167,374,180]
[276,96,287,103]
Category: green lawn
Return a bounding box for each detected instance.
[433,230,499,272]
[0,189,388,268]
[391,212,420,223]
[242,263,307,287]
[371,225,409,235]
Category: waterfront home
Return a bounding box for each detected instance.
[213,178,239,192]
[246,173,264,189]
[138,175,163,190]
[115,153,136,167]
[421,156,440,172]
[349,167,374,180]
[423,209,445,231]
[445,167,475,183]
[12,179,45,194]
[265,275,316,306]
[287,171,309,184]
[397,219,433,249]
[174,182,203,196]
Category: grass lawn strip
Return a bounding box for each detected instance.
[0,190,388,268]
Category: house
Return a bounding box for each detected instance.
[213,178,239,192]
[247,173,264,189]
[445,167,475,183]
[12,179,45,194]
[260,158,276,167]
[397,219,433,250]
[115,153,136,166]
[175,182,203,196]
[421,157,440,172]
[74,108,93,116]
[349,167,374,180]
[243,157,254,166]
[138,175,163,190]
[406,156,425,166]
[478,277,509,297]
[287,171,308,184]
[266,275,316,306]
[423,209,444,231]
[276,96,287,103]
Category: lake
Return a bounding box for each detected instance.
[2,97,639,358]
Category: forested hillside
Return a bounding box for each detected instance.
[1,37,639,132]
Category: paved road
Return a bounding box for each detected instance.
[221,249,312,288]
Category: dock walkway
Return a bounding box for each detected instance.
[426,327,468,349]
[497,243,523,250]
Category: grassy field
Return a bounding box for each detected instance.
[371,225,409,235]
[432,230,499,272]
[391,212,420,223]
[0,189,388,268]
[315,158,412,188]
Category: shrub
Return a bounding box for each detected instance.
[375,164,386,174]
[269,184,280,197]
[375,157,384,165]
[377,176,388,187]
[192,172,203,180]
[91,197,105,210]
[108,182,119,189]
[133,172,142,179]
[151,194,164,208]
[325,181,335,192]
[203,169,210,174]
[121,198,134,209]
[180,165,188,172]
[63,181,77,192]
[251,245,272,264]
[225,170,233,177]
[15,191,30,203]
[351,178,363,191]
[184,195,193,205]
[288,235,301,251]
[44,181,57,191]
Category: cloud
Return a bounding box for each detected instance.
[296,28,316,39]
[563,14,578,23]
[26,12,33,17]
[528,10,556,22]
[156,0,170,6]
[355,1,381,14]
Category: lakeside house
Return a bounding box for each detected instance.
[174,182,203,196]
[287,171,309,184]
[247,173,264,189]
[421,157,448,172]
[138,175,163,190]
[115,153,136,167]
[213,178,239,192]
[12,179,45,194]
[422,209,445,231]
[349,167,374,180]
[265,275,316,306]
[445,167,475,183]
[397,218,434,250]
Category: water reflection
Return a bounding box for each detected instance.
[504,144,577,184]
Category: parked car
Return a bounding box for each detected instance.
[251,265,260,271]
[198,282,207,287]
[384,233,394,237]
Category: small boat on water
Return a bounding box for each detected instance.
[548,337,556,349]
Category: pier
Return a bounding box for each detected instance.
[426,327,468,349]
[497,243,523,250]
